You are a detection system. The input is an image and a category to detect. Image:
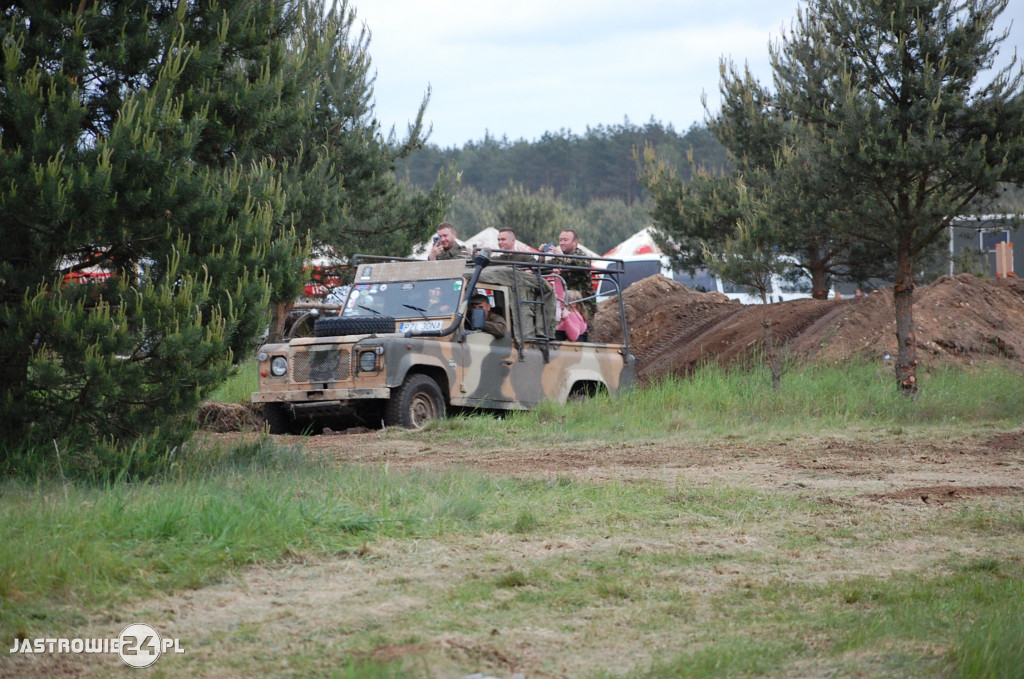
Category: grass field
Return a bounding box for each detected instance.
[2,361,1024,678]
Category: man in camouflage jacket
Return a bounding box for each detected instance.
[543,229,596,322]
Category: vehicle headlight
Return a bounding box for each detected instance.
[359,350,378,372]
[270,356,288,377]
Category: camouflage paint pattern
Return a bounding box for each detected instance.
[253,258,634,421]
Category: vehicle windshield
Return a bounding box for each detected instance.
[341,278,464,320]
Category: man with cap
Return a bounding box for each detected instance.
[466,292,507,338]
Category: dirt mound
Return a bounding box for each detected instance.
[197,401,263,432]
[594,273,1024,384]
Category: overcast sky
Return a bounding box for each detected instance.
[354,0,1024,150]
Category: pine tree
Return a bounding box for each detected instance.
[772,0,1024,394]
[0,1,444,477]
[701,184,787,389]
[647,0,1023,395]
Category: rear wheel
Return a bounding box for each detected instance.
[568,381,606,403]
[384,374,445,429]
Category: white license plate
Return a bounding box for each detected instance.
[397,320,444,333]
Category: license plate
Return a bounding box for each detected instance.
[397,320,444,333]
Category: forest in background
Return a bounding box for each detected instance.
[394,120,726,254]
[395,118,1023,257]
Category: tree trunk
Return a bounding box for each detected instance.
[267,300,294,344]
[807,247,829,300]
[758,290,781,391]
[762,313,780,392]
[811,267,829,300]
[893,250,918,397]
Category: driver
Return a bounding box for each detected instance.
[466,293,507,338]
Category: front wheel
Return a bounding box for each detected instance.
[384,374,445,429]
[264,402,296,435]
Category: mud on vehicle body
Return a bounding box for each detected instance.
[252,249,635,432]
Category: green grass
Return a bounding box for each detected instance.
[0,441,692,644]
[208,358,259,404]
[412,359,1024,447]
[4,360,1024,677]
[951,596,1024,679]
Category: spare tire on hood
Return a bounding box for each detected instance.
[313,315,395,337]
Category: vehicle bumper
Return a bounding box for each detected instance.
[252,387,390,403]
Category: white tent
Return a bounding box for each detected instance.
[308,244,347,268]
[602,226,664,259]
[462,227,601,258]
[463,227,542,254]
[410,227,605,260]
[573,242,601,258]
[599,226,820,304]
[593,226,681,300]
[411,226,545,259]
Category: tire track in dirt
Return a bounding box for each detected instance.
[633,299,849,383]
[770,298,856,354]
[635,304,744,382]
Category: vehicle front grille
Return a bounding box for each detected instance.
[294,347,350,383]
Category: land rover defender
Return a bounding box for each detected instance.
[252,249,634,432]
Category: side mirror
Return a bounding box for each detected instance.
[469,307,487,330]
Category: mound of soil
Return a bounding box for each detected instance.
[593,273,1024,384]
[197,401,263,433]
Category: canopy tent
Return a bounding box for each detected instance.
[410,226,544,260]
[463,227,541,254]
[302,245,348,297]
[602,226,664,259]
[308,244,347,268]
[576,243,601,258]
[591,226,679,298]
[410,227,602,260]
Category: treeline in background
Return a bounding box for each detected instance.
[395,119,1024,258]
[395,120,728,255]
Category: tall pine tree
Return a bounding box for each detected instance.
[647,0,1023,395]
[772,0,1024,394]
[0,1,444,476]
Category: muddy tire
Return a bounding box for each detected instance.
[314,315,395,337]
[384,374,445,429]
[264,402,297,435]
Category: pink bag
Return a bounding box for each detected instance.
[557,309,588,341]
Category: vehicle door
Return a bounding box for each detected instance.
[457,288,545,408]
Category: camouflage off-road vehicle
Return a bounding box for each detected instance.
[252,249,634,432]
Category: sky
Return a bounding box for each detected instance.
[354,0,1024,150]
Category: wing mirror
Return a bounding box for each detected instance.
[469,306,487,330]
